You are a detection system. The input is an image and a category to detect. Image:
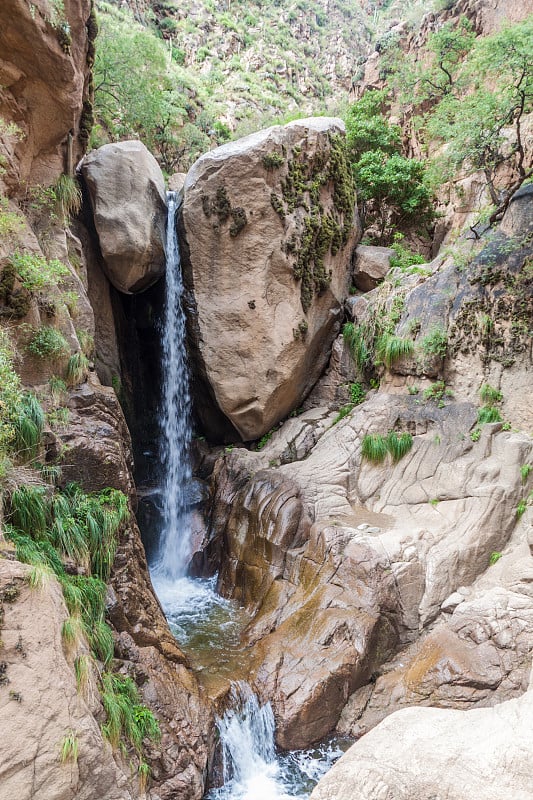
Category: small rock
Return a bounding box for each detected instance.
[353,245,394,292]
[441,591,465,614]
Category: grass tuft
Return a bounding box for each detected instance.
[361,433,388,463]
[375,333,414,369]
[66,352,89,387]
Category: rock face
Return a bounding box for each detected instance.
[82,141,167,294]
[311,679,533,800]
[0,0,94,194]
[199,389,532,748]
[353,245,393,291]
[0,560,137,800]
[180,117,360,441]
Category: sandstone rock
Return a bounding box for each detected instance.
[200,392,531,748]
[311,682,533,800]
[168,172,186,193]
[353,244,394,291]
[82,141,167,294]
[180,117,360,441]
[0,560,137,800]
[0,0,93,194]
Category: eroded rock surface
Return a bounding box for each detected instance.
[0,560,136,800]
[180,117,360,441]
[82,141,167,294]
[311,678,533,800]
[200,391,532,748]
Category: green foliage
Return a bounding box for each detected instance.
[101,672,160,753]
[521,464,532,484]
[423,381,452,403]
[375,333,414,369]
[54,175,82,222]
[479,384,502,405]
[11,392,45,461]
[345,90,433,241]
[59,731,79,764]
[66,352,89,386]
[27,327,69,359]
[9,251,68,293]
[343,322,369,373]
[489,551,502,566]
[332,404,354,425]
[517,499,527,518]
[386,431,413,462]
[0,330,23,454]
[349,382,366,405]
[478,405,502,424]
[262,152,285,170]
[74,654,92,695]
[389,233,427,272]
[361,430,413,464]
[0,197,24,238]
[361,433,388,464]
[470,427,482,442]
[421,326,448,359]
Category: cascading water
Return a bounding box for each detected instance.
[152,191,192,580]
[149,192,348,800]
[207,683,347,800]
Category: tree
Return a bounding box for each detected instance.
[345,90,434,241]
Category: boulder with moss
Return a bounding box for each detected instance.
[179,117,360,442]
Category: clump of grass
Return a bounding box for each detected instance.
[76,330,95,358]
[421,325,448,359]
[48,375,67,405]
[521,464,532,484]
[343,322,369,372]
[27,563,52,590]
[362,430,414,464]
[62,616,84,652]
[138,760,150,793]
[66,352,89,386]
[59,730,79,764]
[489,551,502,565]
[74,654,92,696]
[375,333,414,369]
[101,672,160,752]
[55,174,82,222]
[12,392,44,460]
[479,384,502,405]
[478,405,502,424]
[361,433,388,463]
[386,431,413,462]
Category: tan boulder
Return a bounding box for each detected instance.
[353,244,394,291]
[180,117,360,441]
[311,681,533,800]
[81,141,167,294]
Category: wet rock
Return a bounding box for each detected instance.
[180,117,360,441]
[82,141,167,294]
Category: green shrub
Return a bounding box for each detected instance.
[343,322,369,372]
[9,251,68,293]
[521,464,532,484]
[479,383,502,404]
[262,152,285,170]
[421,326,448,359]
[349,382,366,405]
[478,405,502,424]
[0,330,23,454]
[375,333,414,369]
[27,327,69,359]
[489,551,502,565]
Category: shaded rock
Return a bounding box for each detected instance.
[353,244,393,291]
[168,172,187,193]
[82,141,167,294]
[180,117,360,441]
[311,680,533,800]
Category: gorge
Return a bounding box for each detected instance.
[0,1,532,799]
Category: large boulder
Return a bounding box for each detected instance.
[310,681,533,800]
[179,117,360,442]
[82,141,167,294]
[353,244,394,291]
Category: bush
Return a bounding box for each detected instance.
[27,327,69,359]
[9,251,68,293]
[421,326,447,359]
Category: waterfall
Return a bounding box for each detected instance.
[153,190,192,579]
[208,683,291,800]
